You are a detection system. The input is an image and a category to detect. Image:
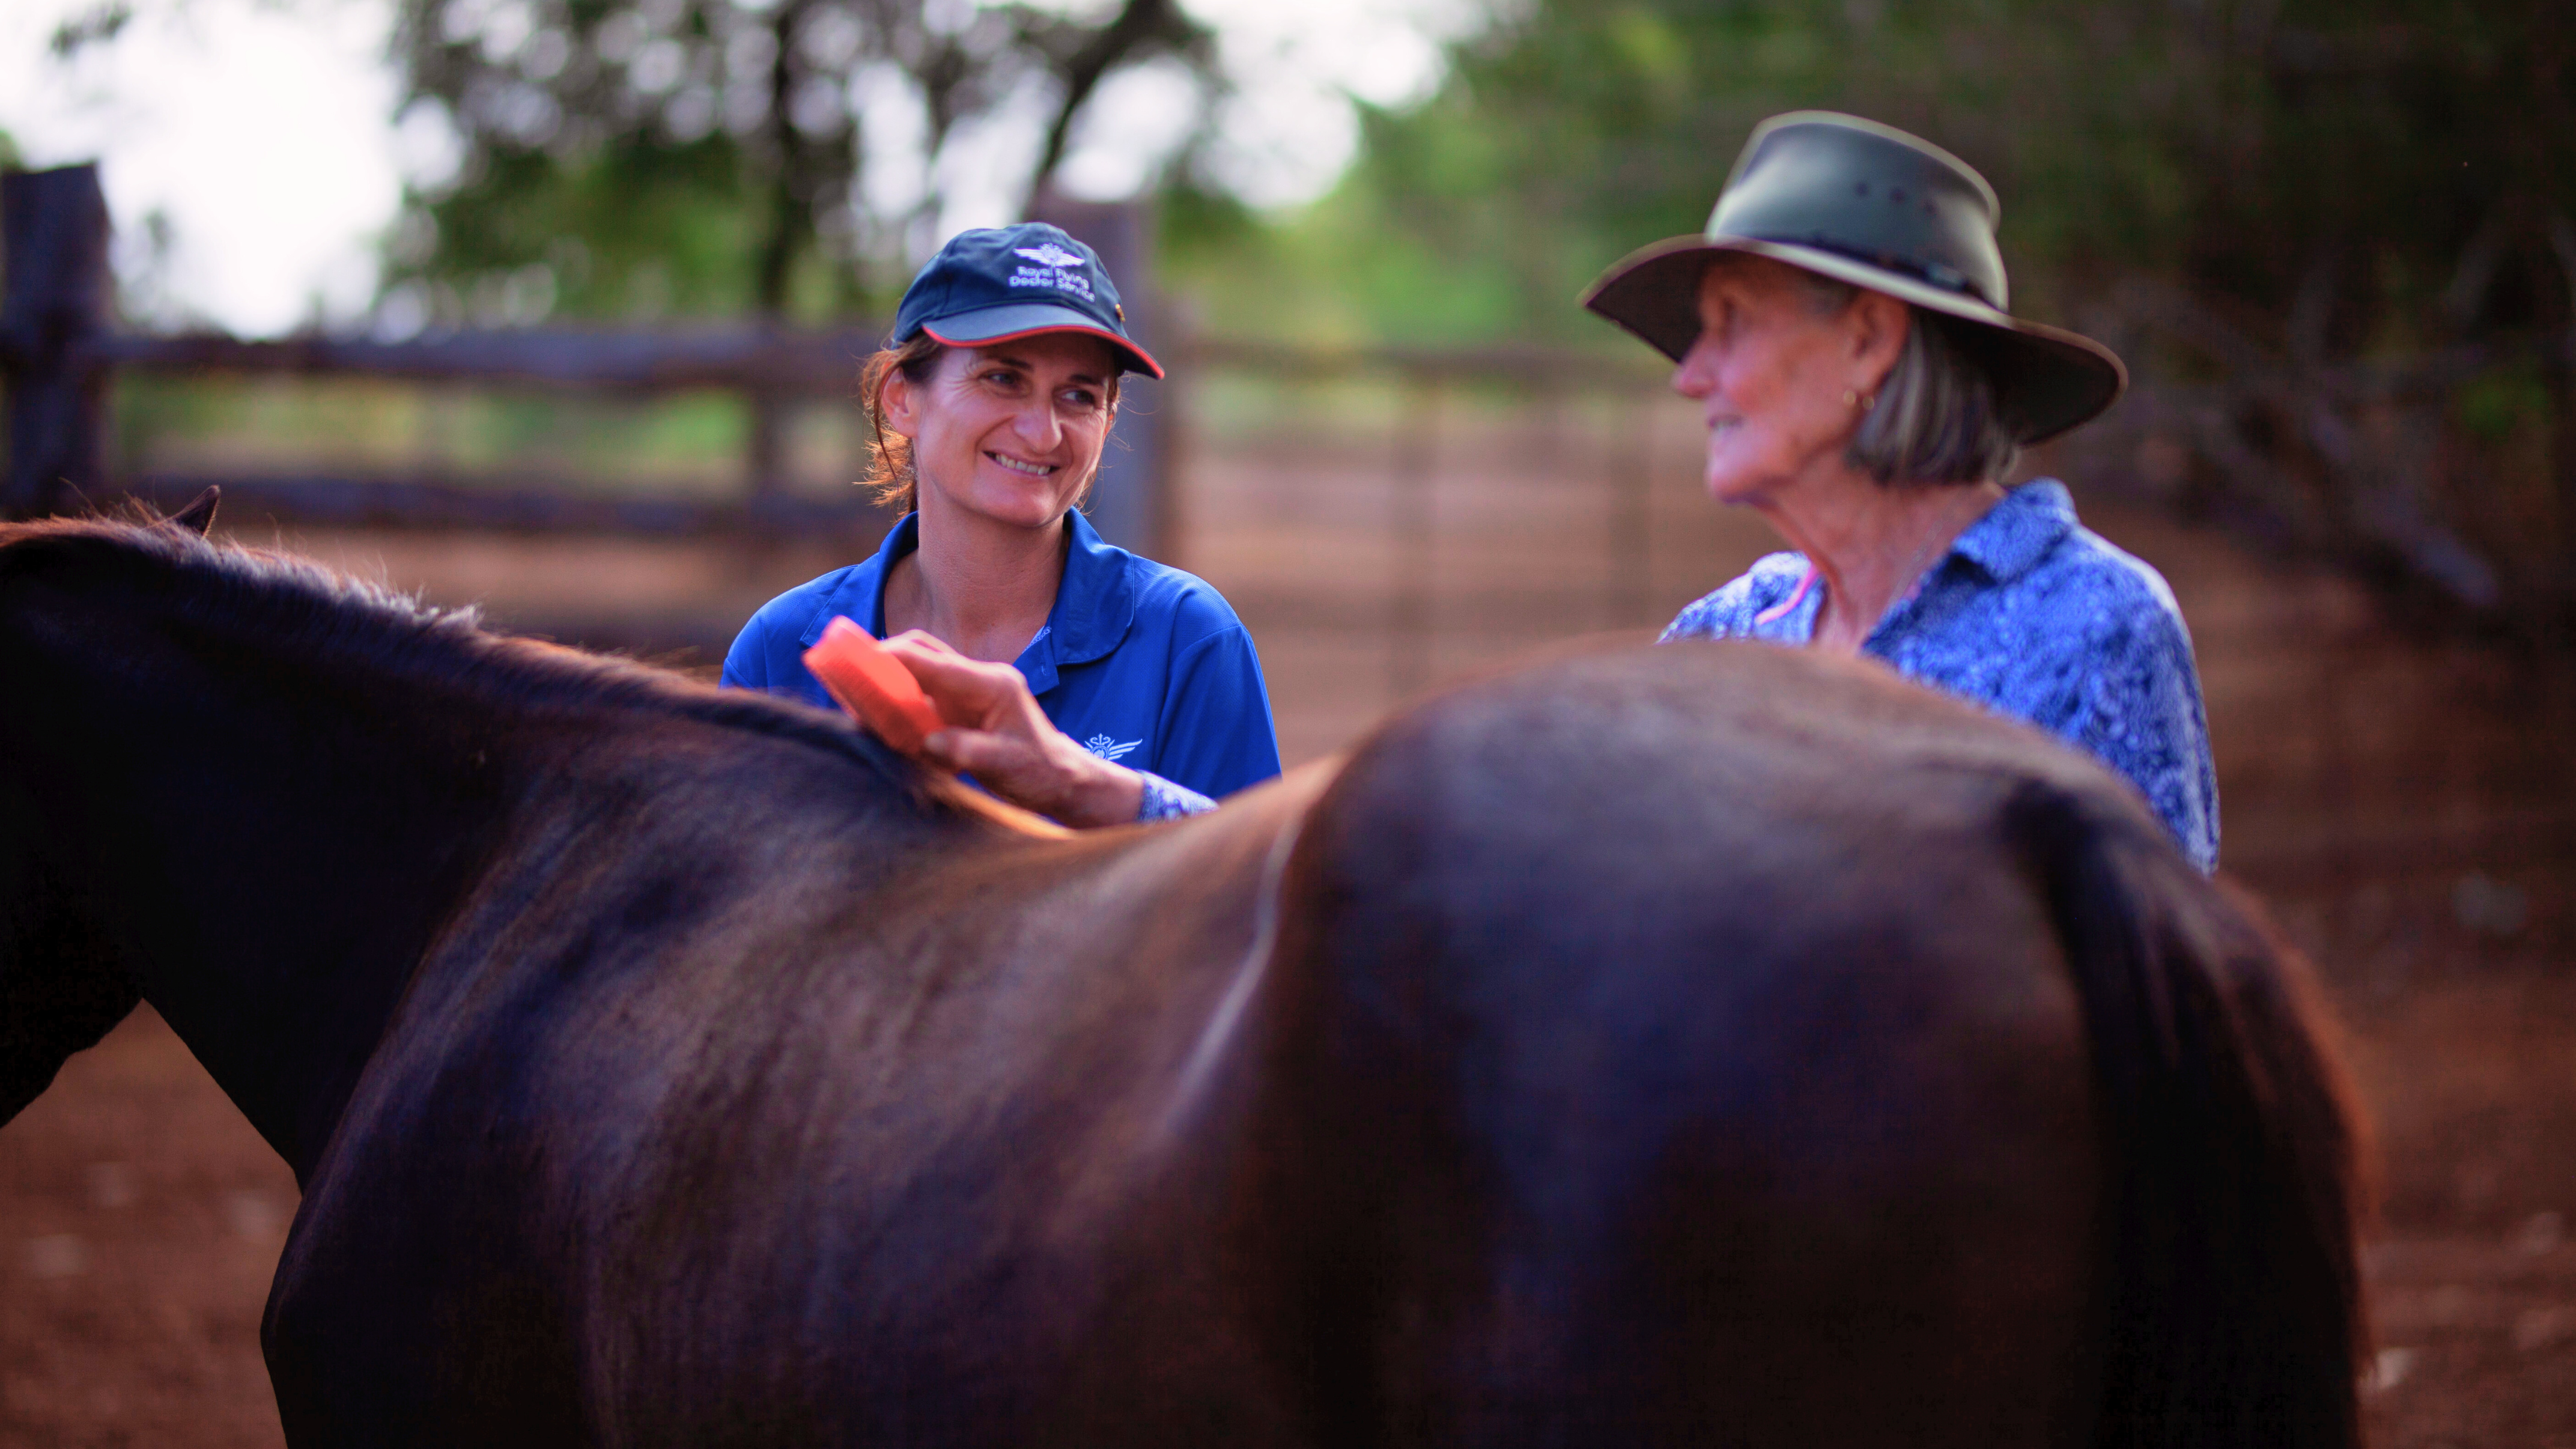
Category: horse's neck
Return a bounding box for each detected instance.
[19,548,973,1184]
[58,621,521,1184]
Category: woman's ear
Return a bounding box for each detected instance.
[1848,290,1912,389]
[881,363,923,440]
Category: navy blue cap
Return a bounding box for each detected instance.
[892,223,1164,379]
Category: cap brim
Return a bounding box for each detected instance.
[920,303,1164,379]
[1579,234,2125,444]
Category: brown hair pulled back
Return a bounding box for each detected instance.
[860,333,949,513]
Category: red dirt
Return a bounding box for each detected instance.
[0,1011,294,1447]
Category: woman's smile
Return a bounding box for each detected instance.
[984,451,1059,479]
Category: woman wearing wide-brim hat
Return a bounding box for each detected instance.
[723,222,1281,826]
[1584,111,2217,870]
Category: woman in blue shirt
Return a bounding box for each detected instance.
[723,224,1280,825]
[1583,111,2219,870]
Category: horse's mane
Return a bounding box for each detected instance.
[0,512,1065,837]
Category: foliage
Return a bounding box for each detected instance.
[1155,0,2576,631]
[46,1,133,58]
[388,0,1214,325]
[1173,0,2576,359]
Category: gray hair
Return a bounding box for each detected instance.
[1784,270,2022,487]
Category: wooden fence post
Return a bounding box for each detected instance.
[1388,375,1439,697]
[1,163,113,520]
[1610,396,1656,630]
[746,379,789,500]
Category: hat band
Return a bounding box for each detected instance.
[1740,234,1994,307]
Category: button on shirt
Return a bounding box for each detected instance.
[1660,480,2220,872]
[722,510,1281,820]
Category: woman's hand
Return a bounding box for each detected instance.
[875,631,1146,828]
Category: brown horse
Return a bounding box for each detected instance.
[0,499,2366,1447]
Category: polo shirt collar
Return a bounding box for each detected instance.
[1949,478,2077,585]
[789,509,1138,685]
[1045,509,1138,667]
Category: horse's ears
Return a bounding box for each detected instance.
[168,487,220,537]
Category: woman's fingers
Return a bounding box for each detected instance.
[879,637,1031,732]
[878,636,1145,827]
[921,726,1146,828]
[923,728,1084,820]
[921,728,1037,777]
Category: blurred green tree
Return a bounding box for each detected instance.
[1161,0,2574,621]
[1189,0,2573,360]
[387,0,1214,326]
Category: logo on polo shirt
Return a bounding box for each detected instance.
[1083,734,1140,762]
[1009,243,1096,300]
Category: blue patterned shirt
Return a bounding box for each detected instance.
[1660,480,2219,872]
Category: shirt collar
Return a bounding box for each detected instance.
[1948,478,2077,585]
[789,509,1138,684]
[1751,562,1824,642]
[1043,508,1138,667]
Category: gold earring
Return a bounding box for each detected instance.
[1861,393,1877,411]
[1842,389,1858,407]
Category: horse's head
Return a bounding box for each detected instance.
[0,492,216,1123]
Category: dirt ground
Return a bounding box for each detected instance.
[1,1013,295,1447]
[7,395,2574,1441]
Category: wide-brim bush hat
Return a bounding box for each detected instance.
[894,222,1163,378]
[1581,111,2124,443]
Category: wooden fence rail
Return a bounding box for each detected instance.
[90,327,893,396]
[2,164,1195,543]
[9,160,2566,636]
[1,162,1671,557]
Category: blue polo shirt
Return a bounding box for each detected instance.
[721,510,1281,811]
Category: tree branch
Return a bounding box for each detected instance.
[1023,0,1207,206]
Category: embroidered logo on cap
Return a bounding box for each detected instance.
[1008,241,1097,300]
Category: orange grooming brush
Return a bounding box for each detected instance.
[803,616,947,755]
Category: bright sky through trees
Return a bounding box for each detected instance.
[0,0,1487,335]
